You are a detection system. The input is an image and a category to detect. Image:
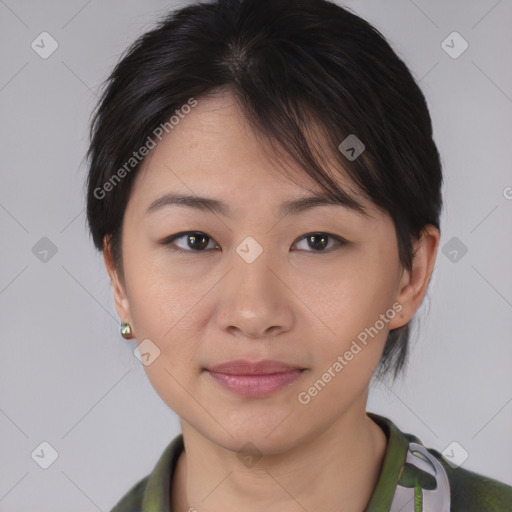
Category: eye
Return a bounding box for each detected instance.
[293,232,347,252]
[160,231,219,253]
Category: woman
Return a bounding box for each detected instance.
[85,0,512,510]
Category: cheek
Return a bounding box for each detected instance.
[122,233,197,333]
[121,239,208,398]
[296,268,395,412]
[303,246,399,381]
[124,259,204,414]
[308,249,398,337]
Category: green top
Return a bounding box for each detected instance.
[110,412,512,512]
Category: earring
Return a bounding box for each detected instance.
[120,322,133,339]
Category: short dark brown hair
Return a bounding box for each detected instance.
[86,0,443,383]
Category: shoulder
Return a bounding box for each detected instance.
[368,412,512,512]
[426,446,512,512]
[107,433,183,512]
[109,476,148,512]
[401,426,512,512]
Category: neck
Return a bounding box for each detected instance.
[171,398,387,512]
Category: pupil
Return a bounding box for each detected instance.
[189,233,208,250]
[309,233,327,250]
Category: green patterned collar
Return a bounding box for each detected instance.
[365,412,415,511]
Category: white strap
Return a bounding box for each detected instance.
[389,442,451,512]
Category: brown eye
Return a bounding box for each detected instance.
[307,233,329,250]
[161,231,219,252]
[293,232,347,252]
[185,233,210,250]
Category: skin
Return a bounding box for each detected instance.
[103,89,440,512]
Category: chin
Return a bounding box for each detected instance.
[205,419,307,457]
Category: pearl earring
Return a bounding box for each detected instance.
[120,322,133,339]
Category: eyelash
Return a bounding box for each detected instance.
[159,231,348,254]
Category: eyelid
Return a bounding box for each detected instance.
[159,231,348,253]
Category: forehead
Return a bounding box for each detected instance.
[128,90,376,217]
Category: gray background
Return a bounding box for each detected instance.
[1,0,511,510]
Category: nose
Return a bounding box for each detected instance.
[214,243,294,339]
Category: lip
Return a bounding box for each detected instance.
[206,359,304,375]
[207,369,305,398]
[205,359,306,398]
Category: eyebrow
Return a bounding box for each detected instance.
[145,192,370,219]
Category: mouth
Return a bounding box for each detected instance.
[204,360,307,398]
[205,359,306,375]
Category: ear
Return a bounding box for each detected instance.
[102,235,133,326]
[388,225,440,330]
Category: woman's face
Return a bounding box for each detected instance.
[106,90,430,453]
